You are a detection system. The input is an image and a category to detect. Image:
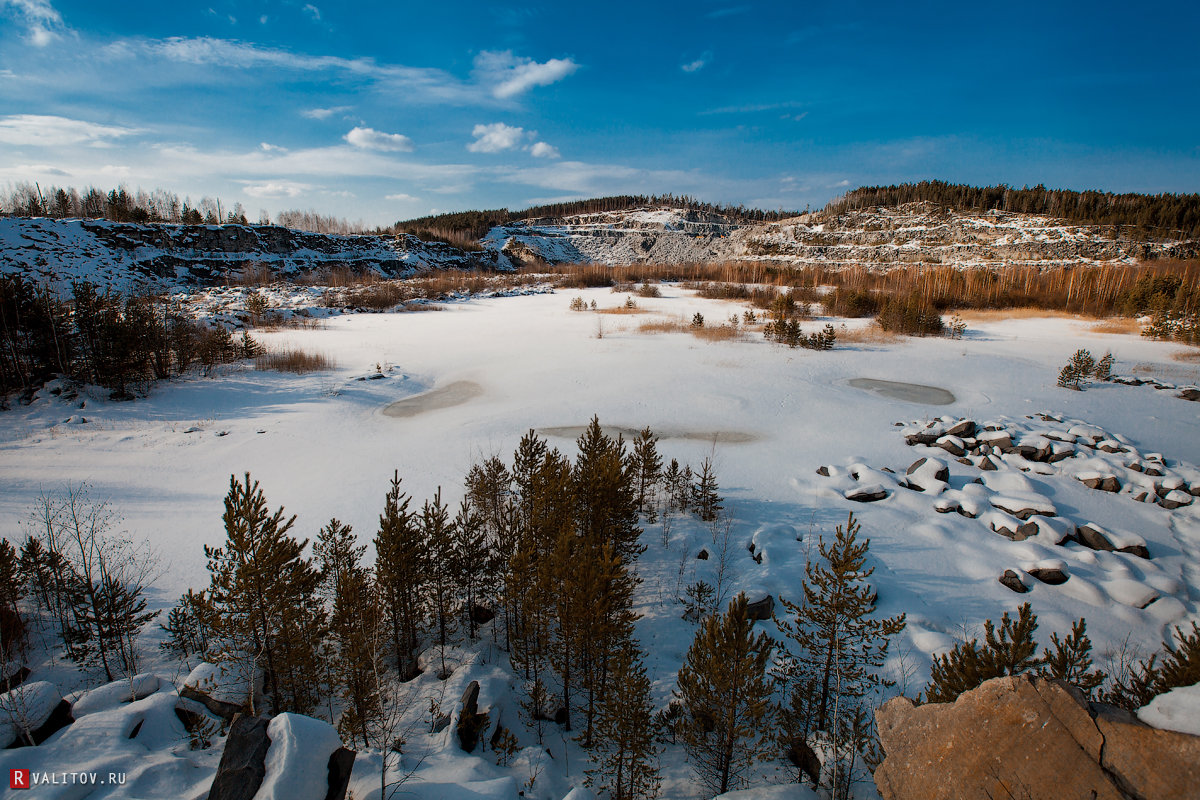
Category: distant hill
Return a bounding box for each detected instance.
[829,181,1200,240]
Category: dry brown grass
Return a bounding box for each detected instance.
[255,346,335,373]
[953,307,1086,322]
[1091,318,1142,335]
[635,316,742,342]
[836,324,903,345]
[596,305,650,315]
[637,319,686,334]
[689,325,742,342]
[1172,348,1200,362]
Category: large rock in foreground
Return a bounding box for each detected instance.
[874,675,1200,800]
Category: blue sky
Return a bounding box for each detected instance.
[1,1,1198,226]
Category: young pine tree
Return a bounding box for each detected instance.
[373,471,426,680]
[315,518,385,748]
[631,427,663,515]
[204,473,326,715]
[775,512,906,735]
[692,458,722,523]
[451,498,489,641]
[0,539,25,662]
[924,603,1039,703]
[676,593,774,796]
[423,488,456,679]
[586,645,661,800]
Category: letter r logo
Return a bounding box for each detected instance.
[10,769,29,789]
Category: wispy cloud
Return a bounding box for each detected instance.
[681,51,712,73]
[530,141,560,159]
[344,126,413,152]
[385,192,416,201]
[0,114,139,147]
[2,0,70,46]
[467,122,525,153]
[241,180,312,198]
[699,100,806,115]
[471,50,579,99]
[302,4,321,22]
[301,106,352,120]
[705,6,749,19]
[104,38,578,105]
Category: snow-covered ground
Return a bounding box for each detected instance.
[1,284,1198,798]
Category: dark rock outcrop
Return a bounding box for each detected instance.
[207,714,270,800]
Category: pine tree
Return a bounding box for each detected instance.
[423,488,456,679]
[0,539,25,662]
[159,589,211,663]
[631,427,663,515]
[692,458,723,522]
[775,512,905,733]
[451,499,489,640]
[586,645,661,800]
[1037,618,1105,697]
[373,471,426,680]
[925,603,1039,703]
[204,473,325,715]
[676,593,774,796]
[573,417,643,563]
[315,518,384,748]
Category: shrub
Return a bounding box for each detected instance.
[876,296,944,336]
[255,346,334,373]
[570,296,587,311]
[692,312,705,328]
[637,282,662,298]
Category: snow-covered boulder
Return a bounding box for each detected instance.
[181,662,258,720]
[845,484,888,502]
[998,569,1030,594]
[1025,560,1069,585]
[71,673,160,717]
[0,681,68,747]
[905,457,949,493]
[989,494,1057,520]
[255,713,347,800]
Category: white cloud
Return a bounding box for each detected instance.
[0,114,139,147]
[344,126,413,152]
[303,4,320,21]
[259,15,268,24]
[301,106,352,120]
[681,51,712,73]
[385,193,416,202]
[259,142,286,152]
[242,180,312,198]
[2,0,68,46]
[104,38,576,105]
[14,163,69,175]
[467,122,525,153]
[99,164,130,177]
[472,50,579,99]
[530,141,560,159]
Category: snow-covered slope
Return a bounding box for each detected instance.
[0,217,508,290]
[483,203,1198,269]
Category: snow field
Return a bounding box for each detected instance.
[1,284,1198,798]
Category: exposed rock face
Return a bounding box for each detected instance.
[874,675,1200,800]
[456,681,490,753]
[0,217,505,290]
[207,714,270,800]
[482,203,1197,269]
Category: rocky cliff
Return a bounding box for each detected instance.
[0,217,506,290]
[484,203,1198,270]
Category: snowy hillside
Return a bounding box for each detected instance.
[0,217,508,290]
[483,203,1198,269]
